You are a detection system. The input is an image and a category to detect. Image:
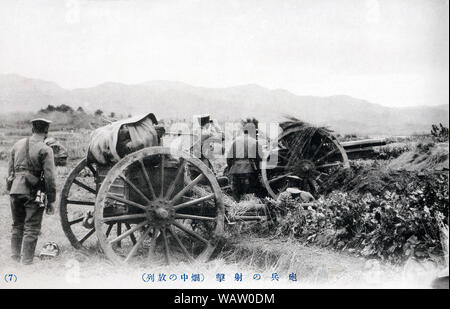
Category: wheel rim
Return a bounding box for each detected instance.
[261,128,349,199]
[59,158,99,250]
[187,142,215,184]
[94,147,225,265]
[184,156,214,185]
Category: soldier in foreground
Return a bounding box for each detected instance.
[6,118,57,265]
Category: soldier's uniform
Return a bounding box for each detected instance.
[226,130,263,201]
[7,119,56,264]
[191,115,223,170]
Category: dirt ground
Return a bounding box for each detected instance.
[0,159,444,289]
[0,137,448,290]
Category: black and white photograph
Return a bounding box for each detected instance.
[0,0,448,292]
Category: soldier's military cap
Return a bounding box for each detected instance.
[196,114,210,127]
[30,118,52,125]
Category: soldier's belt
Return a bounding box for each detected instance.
[15,168,41,176]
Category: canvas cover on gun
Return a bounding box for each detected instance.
[87,113,160,165]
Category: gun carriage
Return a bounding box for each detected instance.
[60,114,226,264]
[260,119,350,199]
[59,114,384,264]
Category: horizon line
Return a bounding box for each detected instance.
[1,72,448,110]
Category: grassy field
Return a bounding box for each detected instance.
[0,129,448,289]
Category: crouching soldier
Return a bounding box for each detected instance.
[226,120,263,201]
[6,118,56,265]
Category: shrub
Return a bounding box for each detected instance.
[431,123,449,142]
[39,104,74,114]
[377,142,414,160]
[267,172,449,264]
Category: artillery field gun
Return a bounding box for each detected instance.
[59,113,386,265]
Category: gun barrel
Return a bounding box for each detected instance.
[341,138,387,150]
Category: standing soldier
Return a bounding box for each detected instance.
[6,118,56,265]
[192,114,223,169]
[226,119,263,201]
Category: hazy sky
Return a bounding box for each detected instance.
[0,0,448,107]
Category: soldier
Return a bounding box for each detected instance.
[226,120,263,201]
[192,115,223,168]
[7,118,57,265]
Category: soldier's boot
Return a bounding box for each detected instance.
[11,236,23,262]
[21,203,44,265]
[21,238,38,265]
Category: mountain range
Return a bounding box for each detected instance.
[0,73,448,135]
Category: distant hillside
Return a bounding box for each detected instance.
[0,74,448,135]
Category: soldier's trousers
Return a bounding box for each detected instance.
[10,194,44,265]
[231,173,260,202]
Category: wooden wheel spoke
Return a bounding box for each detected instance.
[73,179,96,194]
[125,223,137,245]
[86,163,96,177]
[269,173,293,184]
[164,160,186,200]
[316,161,342,169]
[79,228,95,245]
[148,228,160,257]
[139,159,156,200]
[316,171,329,178]
[173,193,215,211]
[168,225,194,262]
[172,221,209,245]
[175,213,216,221]
[106,224,114,237]
[162,228,171,265]
[67,199,95,206]
[169,174,204,206]
[311,142,324,160]
[315,176,324,186]
[103,213,147,223]
[109,220,148,244]
[316,148,338,164]
[106,193,147,211]
[69,217,84,225]
[119,173,152,204]
[160,155,165,198]
[308,179,318,191]
[116,223,122,247]
[277,153,289,161]
[278,183,289,194]
[124,225,152,263]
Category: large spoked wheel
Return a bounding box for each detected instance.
[261,128,349,199]
[94,147,225,265]
[60,158,98,250]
